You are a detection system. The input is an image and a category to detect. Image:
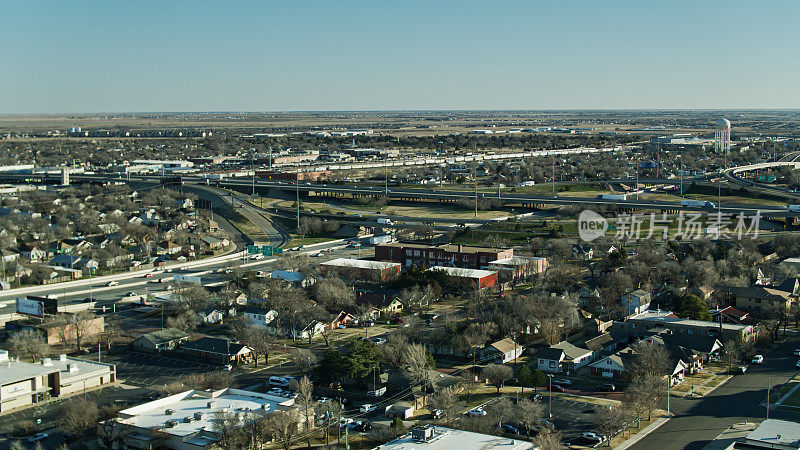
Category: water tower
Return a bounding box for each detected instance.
[715,118,731,167]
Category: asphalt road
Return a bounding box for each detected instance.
[630,332,800,450]
[0,241,365,317]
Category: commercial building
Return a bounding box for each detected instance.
[104,388,298,450]
[377,425,533,450]
[614,310,756,343]
[727,419,800,449]
[320,258,401,281]
[427,266,498,289]
[5,313,105,346]
[255,169,330,181]
[0,350,116,413]
[375,243,513,270]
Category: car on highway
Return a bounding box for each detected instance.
[144,273,154,278]
[107,281,119,287]
[752,355,764,364]
[597,384,616,392]
[465,407,487,416]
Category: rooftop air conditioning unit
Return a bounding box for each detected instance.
[207,401,215,409]
[165,419,179,428]
[41,358,53,366]
[58,354,67,362]
[165,409,175,415]
[67,363,79,373]
[194,412,203,420]
[412,425,435,442]
[183,417,193,423]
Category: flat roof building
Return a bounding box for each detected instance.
[321,258,401,281]
[376,425,533,450]
[427,266,499,289]
[107,388,298,450]
[614,310,755,343]
[0,350,116,413]
[375,242,512,270]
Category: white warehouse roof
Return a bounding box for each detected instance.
[427,266,497,279]
[321,258,400,270]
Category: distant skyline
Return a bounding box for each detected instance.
[2,1,799,114]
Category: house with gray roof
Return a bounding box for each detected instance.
[132,328,190,353]
[536,341,593,374]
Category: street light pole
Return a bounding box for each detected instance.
[474,166,478,218]
[548,374,553,418]
[296,176,300,229]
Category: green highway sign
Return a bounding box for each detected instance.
[261,246,273,256]
[247,245,259,254]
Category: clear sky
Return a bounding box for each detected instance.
[1,0,798,113]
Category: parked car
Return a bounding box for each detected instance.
[501,424,520,435]
[554,378,572,386]
[27,433,48,443]
[793,349,800,356]
[317,397,331,404]
[370,337,387,345]
[465,407,487,416]
[582,432,606,442]
[339,418,354,428]
[432,409,444,419]
[752,355,764,364]
[549,384,565,392]
[353,421,372,432]
[598,384,616,392]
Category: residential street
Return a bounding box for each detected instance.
[631,332,800,450]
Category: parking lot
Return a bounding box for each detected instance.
[110,351,219,387]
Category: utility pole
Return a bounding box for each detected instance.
[636,156,640,200]
[474,166,478,218]
[552,153,555,193]
[296,175,300,229]
[680,149,684,197]
[548,374,553,418]
[767,381,771,420]
[384,164,388,195]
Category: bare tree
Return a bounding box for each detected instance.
[404,344,433,391]
[236,326,274,367]
[515,398,544,438]
[295,376,315,449]
[486,396,514,428]
[264,410,301,450]
[483,364,513,393]
[7,329,49,362]
[426,386,461,420]
[379,332,409,366]
[59,397,99,436]
[532,429,564,450]
[73,311,97,352]
[290,348,317,374]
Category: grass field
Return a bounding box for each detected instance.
[215,205,271,245]
[277,200,512,220]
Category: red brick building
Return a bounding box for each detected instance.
[374,243,512,270]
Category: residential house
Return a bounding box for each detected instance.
[270,270,313,288]
[180,337,254,365]
[132,328,190,353]
[717,284,795,314]
[536,341,593,374]
[621,289,651,316]
[197,307,227,325]
[356,288,403,317]
[157,241,183,255]
[19,244,46,262]
[49,254,98,271]
[328,311,356,329]
[709,306,758,326]
[589,344,689,381]
[201,236,228,250]
[243,307,277,328]
[571,244,593,260]
[479,338,523,364]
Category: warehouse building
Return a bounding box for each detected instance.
[375,242,512,270]
[320,258,401,281]
[427,266,499,289]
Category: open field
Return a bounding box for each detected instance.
[277,200,513,220]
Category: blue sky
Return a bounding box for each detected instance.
[1,1,798,113]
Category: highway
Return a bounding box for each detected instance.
[630,333,800,450]
[0,239,365,321]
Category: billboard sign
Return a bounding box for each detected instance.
[173,274,202,284]
[16,296,58,317]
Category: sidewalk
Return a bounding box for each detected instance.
[614,415,671,450]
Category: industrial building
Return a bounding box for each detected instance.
[427,266,499,289]
[0,350,116,413]
[320,258,402,281]
[104,388,299,450]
